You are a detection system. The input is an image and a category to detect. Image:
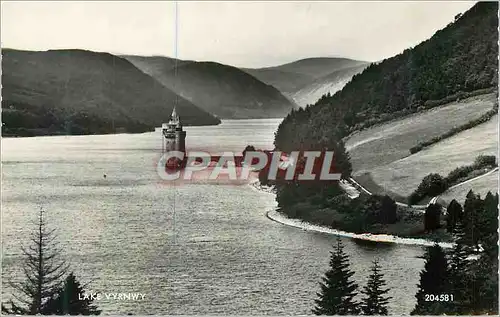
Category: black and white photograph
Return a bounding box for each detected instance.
[1,1,499,315]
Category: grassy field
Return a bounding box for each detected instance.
[438,171,499,205]
[345,93,497,174]
[369,114,498,197]
[353,172,409,203]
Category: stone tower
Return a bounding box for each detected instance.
[162,106,186,154]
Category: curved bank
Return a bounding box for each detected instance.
[266,209,453,248]
[248,179,453,248]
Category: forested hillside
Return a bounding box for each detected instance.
[275,2,498,152]
[125,56,296,119]
[2,49,220,136]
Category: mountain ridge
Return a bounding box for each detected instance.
[274,1,499,152]
[242,57,369,106]
[2,48,220,136]
[124,55,296,119]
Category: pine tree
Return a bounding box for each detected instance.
[477,192,498,255]
[379,195,397,224]
[462,190,482,247]
[313,238,360,315]
[411,244,449,315]
[424,203,441,231]
[330,139,352,179]
[472,192,498,314]
[41,273,101,315]
[360,260,391,315]
[447,219,473,314]
[2,209,69,314]
[446,199,463,233]
[474,248,499,314]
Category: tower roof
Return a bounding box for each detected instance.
[171,106,178,120]
[169,106,180,125]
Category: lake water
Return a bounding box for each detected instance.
[2,119,425,315]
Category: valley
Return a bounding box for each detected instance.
[2,51,365,137]
[243,57,368,107]
[124,56,296,119]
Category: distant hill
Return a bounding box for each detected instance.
[242,57,368,106]
[124,55,296,119]
[1,49,220,137]
[275,1,499,152]
[256,57,367,79]
[122,55,192,74]
[290,64,368,107]
[240,67,314,94]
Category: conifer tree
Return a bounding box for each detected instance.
[446,199,463,233]
[474,248,499,314]
[472,192,498,314]
[332,139,352,179]
[411,244,449,315]
[379,195,397,224]
[41,273,101,315]
[360,260,391,315]
[477,192,498,254]
[313,238,360,315]
[2,209,69,314]
[424,203,441,231]
[462,190,482,247]
[447,219,473,314]
[1,209,100,315]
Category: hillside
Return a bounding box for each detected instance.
[1,49,220,137]
[370,113,498,197]
[264,57,367,78]
[124,56,296,119]
[290,64,368,107]
[439,171,498,205]
[243,57,367,91]
[122,55,192,74]
[240,68,314,94]
[243,57,368,106]
[274,2,498,152]
[346,93,498,174]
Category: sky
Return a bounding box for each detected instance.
[1,1,477,68]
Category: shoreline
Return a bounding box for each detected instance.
[248,180,453,248]
[266,209,454,248]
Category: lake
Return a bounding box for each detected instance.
[2,119,425,315]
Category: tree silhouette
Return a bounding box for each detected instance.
[331,139,352,180]
[2,209,69,314]
[2,209,101,315]
[41,273,101,315]
[477,191,498,252]
[360,260,391,315]
[462,190,482,247]
[451,191,499,315]
[446,199,463,233]
[313,238,359,315]
[424,203,441,231]
[447,219,474,313]
[379,195,397,224]
[411,244,449,315]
